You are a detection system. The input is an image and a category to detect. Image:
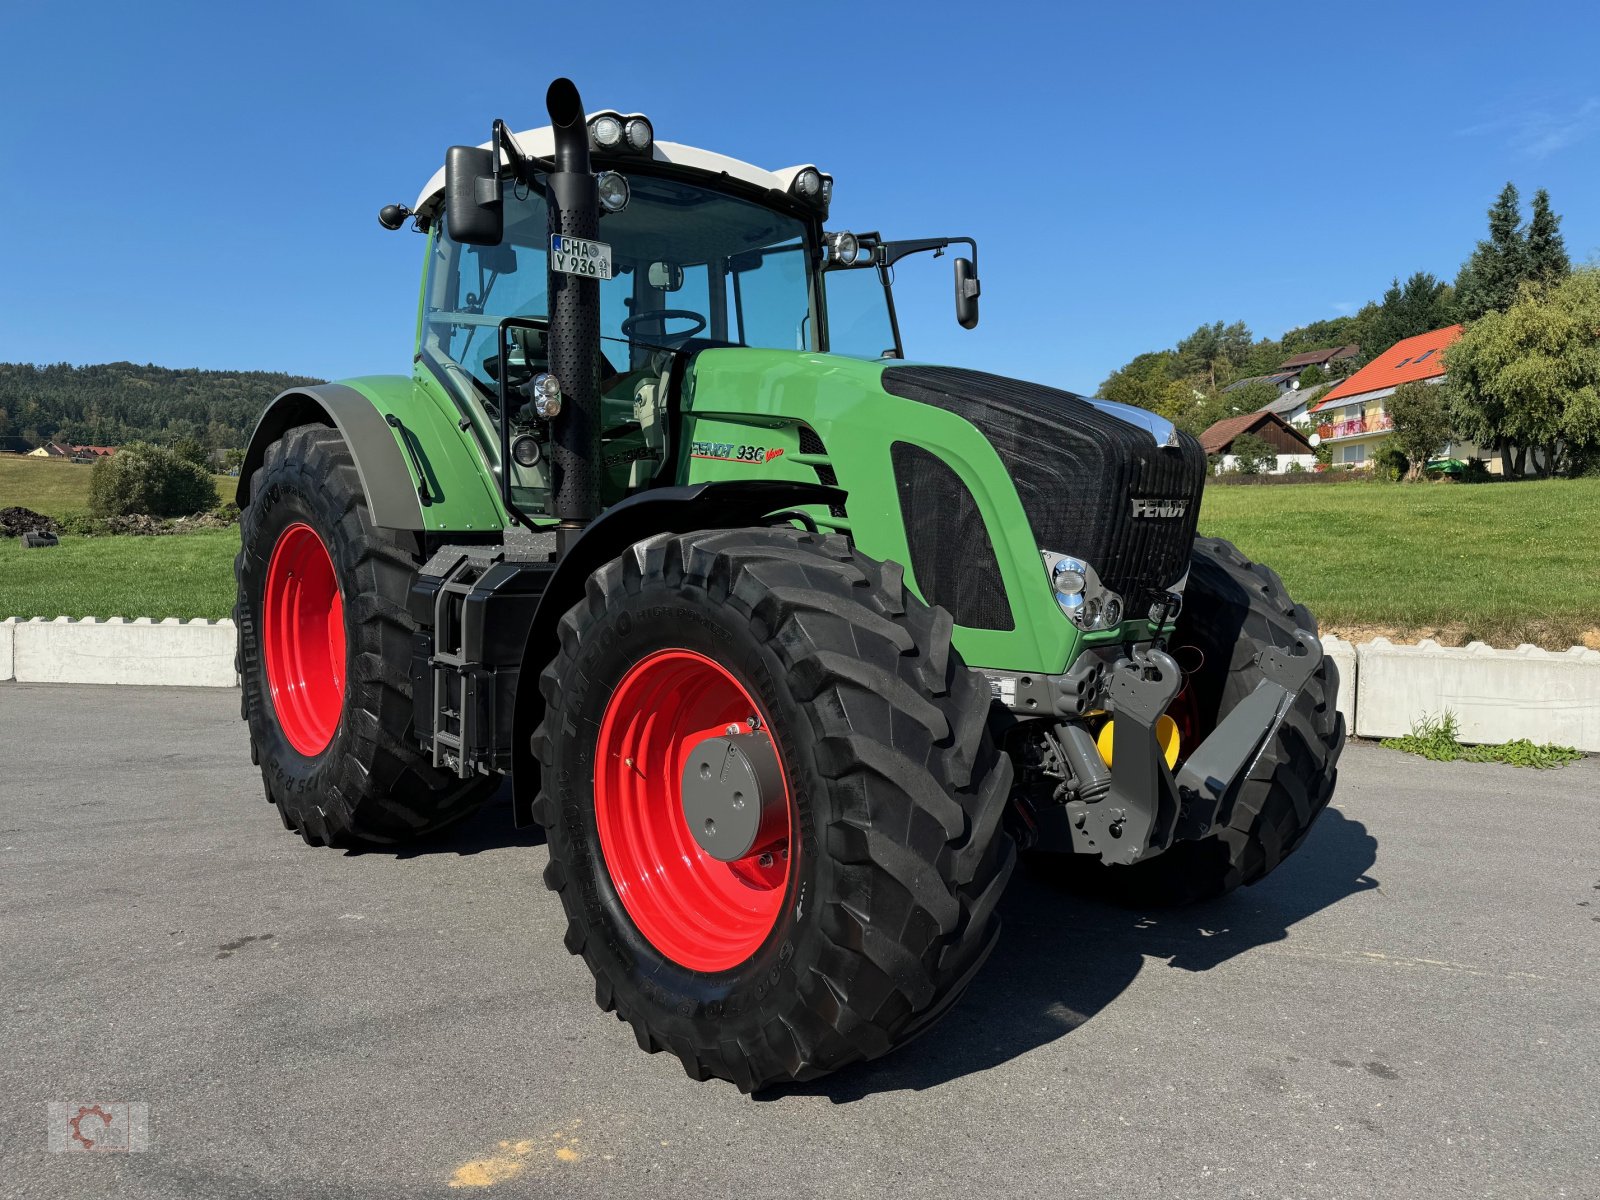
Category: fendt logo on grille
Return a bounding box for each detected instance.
[1131,498,1188,519]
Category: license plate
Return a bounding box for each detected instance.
[550,234,612,280]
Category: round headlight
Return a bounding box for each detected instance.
[624,117,652,151]
[591,115,623,149]
[531,372,562,419]
[1051,560,1086,596]
[1102,596,1123,628]
[1150,592,1183,624]
[511,434,542,467]
[820,177,834,206]
[596,170,630,213]
[793,167,822,198]
[1078,598,1102,629]
[827,231,859,267]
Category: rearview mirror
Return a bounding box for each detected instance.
[954,257,980,330]
[444,145,503,246]
[648,261,684,292]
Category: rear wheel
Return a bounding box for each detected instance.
[1070,536,1346,906]
[234,423,495,846]
[534,527,1015,1091]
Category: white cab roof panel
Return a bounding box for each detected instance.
[414,120,814,214]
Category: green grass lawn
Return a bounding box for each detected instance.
[3,452,1597,648]
[0,453,236,519]
[0,530,238,620]
[1200,476,1600,648]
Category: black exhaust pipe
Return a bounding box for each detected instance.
[544,78,601,542]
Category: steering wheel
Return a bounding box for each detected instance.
[620,308,708,344]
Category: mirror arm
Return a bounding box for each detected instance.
[876,236,978,277]
[491,118,556,184]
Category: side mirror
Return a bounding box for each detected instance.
[954,257,980,330]
[444,145,503,246]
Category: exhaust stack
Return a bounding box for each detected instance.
[544,78,601,539]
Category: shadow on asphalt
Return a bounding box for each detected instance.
[343,781,548,859]
[762,806,1379,1103]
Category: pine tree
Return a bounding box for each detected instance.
[1454,183,1529,322]
[1526,189,1571,284]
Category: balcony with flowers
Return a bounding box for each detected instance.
[1316,411,1394,441]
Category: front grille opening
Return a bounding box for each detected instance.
[796,424,846,518]
[891,441,1014,631]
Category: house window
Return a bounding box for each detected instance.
[1342,444,1367,464]
[1394,357,1412,369]
[1413,349,1435,365]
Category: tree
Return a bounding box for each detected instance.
[1229,432,1276,475]
[1100,350,1178,412]
[1526,188,1571,284]
[1362,273,1456,358]
[1454,183,1529,322]
[171,434,209,467]
[1176,320,1253,388]
[1446,267,1600,477]
[1297,365,1325,390]
[1386,381,1453,480]
[87,442,220,518]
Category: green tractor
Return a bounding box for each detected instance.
[235,78,1344,1091]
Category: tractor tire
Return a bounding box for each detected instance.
[234,423,495,846]
[1073,535,1346,906]
[533,527,1015,1091]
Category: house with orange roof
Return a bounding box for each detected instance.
[1307,325,1488,468]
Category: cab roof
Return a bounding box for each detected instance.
[414,120,818,218]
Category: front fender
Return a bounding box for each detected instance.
[237,376,507,534]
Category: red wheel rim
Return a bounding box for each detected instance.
[263,522,346,757]
[594,648,793,972]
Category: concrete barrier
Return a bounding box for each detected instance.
[8,617,237,687]
[1355,638,1600,752]
[1322,634,1357,734]
[1,616,1595,750]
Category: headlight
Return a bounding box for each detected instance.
[597,171,630,213]
[793,167,822,198]
[826,231,860,267]
[1051,558,1087,597]
[1150,592,1183,624]
[531,372,562,419]
[624,117,652,152]
[511,434,541,467]
[1101,596,1123,628]
[820,177,834,206]
[590,115,623,149]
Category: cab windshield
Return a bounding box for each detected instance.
[422,174,817,393]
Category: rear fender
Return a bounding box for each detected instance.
[509,480,845,825]
[237,377,507,534]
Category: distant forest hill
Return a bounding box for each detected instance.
[0,362,326,451]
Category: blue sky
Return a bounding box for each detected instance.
[3,1,1598,393]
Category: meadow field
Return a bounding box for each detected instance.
[3,455,1597,647]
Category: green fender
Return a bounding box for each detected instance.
[237,375,508,534]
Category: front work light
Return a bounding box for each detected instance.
[793,167,822,198]
[597,171,630,213]
[624,116,652,152]
[826,231,860,266]
[591,115,623,149]
[532,372,563,419]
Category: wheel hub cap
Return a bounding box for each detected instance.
[593,648,793,972]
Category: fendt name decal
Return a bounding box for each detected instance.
[1131,498,1189,519]
[691,442,786,465]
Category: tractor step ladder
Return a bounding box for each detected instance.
[429,555,487,779]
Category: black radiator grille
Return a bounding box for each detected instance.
[891,441,1013,630]
[881,366,1206,616]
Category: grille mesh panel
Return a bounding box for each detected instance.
[891,441,1013,631]
[881,367,1207,615]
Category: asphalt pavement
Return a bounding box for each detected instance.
[1,683,1596,1199]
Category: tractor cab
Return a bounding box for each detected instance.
[407,114,976,520]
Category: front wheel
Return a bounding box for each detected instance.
[533,527,1015,1091]
[234,423,495,845]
